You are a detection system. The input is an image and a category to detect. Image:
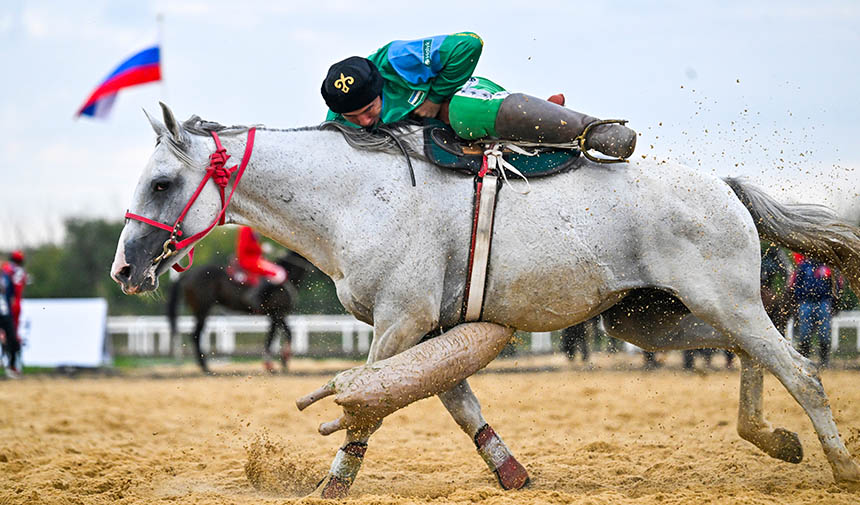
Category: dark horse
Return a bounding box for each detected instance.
[167,252,312,373]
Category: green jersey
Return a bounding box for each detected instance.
[326,32,483,126]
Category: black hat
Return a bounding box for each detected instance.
[321,56,383,114]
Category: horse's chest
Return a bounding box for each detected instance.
[334,279,374,325]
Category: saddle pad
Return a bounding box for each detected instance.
[422,119,581,177]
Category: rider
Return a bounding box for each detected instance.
[235,226,287,311]
[320,32,636,160]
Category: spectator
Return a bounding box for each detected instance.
[1,251,26,378]
[789,253,842,367]
[560,321,590,363]
[0,259,20,378]
[1,250,27,332]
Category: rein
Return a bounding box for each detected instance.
[125,128,257,272]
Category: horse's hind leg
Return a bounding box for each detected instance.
[736,350,803,463]
[278,316,292,371]
[262,316,277,373]
[742,326,860,486]
[692,295,860,486]
[437,379,530,489]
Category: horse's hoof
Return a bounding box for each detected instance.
[834,459,860,490]
[769,428,803,464]
[316,474,351,499]
[495,456,530,490]
[263,360,276,373]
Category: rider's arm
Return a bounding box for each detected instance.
[384,32,483,105]
[426,32,483,104]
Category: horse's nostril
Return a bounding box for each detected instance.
[118,265,132,281]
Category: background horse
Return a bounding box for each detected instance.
[166,252,312,373]
[112,104,860,496]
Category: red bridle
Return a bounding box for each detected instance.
[125,128,257,272]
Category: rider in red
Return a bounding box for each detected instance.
[237,227,286,285]
[235,227,286,309]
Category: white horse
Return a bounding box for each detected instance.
[111,104,860,497]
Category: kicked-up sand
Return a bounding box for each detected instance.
[1,354,859,504]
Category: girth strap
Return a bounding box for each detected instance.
[463,156,501,322]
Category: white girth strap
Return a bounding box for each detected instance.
[464,143,537,321]
[465,172,499,322]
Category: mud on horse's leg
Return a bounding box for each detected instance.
[438,380,529,489]
[315,429,373,499]
[474,424,530,489]
[736,351,803,463]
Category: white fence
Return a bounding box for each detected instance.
[106,312,860,357]
[107,315,554,356]
[107,315,374,356]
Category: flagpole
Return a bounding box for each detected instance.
[157,12,169,104]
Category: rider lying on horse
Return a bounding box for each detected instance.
[321,32,637,161]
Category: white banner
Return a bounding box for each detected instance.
[19,298,108,368]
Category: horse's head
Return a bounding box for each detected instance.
[111,103,224,294]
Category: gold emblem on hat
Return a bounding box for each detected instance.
[334,73,355,94]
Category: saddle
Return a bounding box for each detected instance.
[422,119,581,177]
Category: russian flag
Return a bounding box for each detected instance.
[77,44,161,119]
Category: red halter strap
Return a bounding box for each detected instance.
[125,127,257,272]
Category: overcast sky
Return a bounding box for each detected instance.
[2,0,858,248]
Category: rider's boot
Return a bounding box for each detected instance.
[494,93,637,160]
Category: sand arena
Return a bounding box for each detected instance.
[1,355,859,504]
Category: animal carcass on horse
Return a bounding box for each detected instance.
[111,103,860,497]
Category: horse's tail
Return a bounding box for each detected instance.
[167,275,183,339]
[725,177,860,291]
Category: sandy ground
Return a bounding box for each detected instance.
[2,354,860,504]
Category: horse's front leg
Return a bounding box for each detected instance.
[437,380,530,489]
[316,310,436,498]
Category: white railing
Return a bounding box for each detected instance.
[107,316,556,356]
[107,314,373,356]
[107,311,860,357]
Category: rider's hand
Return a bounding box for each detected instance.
[412,99,442,119]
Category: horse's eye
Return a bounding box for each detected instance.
[153,180,170,192]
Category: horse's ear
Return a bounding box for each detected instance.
[159,102,186,143]
[143,108,167,136]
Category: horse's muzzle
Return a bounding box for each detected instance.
[111,241,160,294]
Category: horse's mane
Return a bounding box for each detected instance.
[179,115,426,161]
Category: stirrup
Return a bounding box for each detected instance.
[576,118,631,164]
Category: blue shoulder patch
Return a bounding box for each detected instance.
[387,35,447,84]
